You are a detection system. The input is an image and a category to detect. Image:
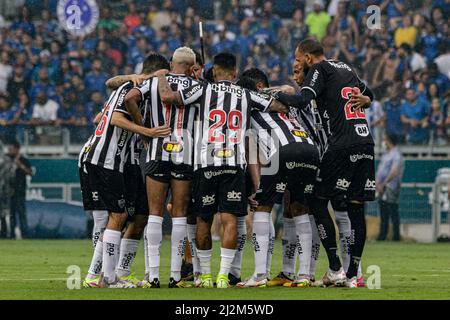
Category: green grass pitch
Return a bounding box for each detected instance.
[1,240,450,300]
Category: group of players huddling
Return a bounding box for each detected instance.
[78,38,375,290]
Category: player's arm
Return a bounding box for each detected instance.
[273,90,315,110]
[156,71,184,106]
[106,74,148,90]
[111,111,171,137]
[124,88,145,126]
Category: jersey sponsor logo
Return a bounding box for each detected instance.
[304,184,314,194]
[163,142,183,153]
[184,84,202,99]
[167,76,191,88]
[212,148,235,159]
[310,69,320,87]
[286,162,318,171]
[317,224,327,240]
[349,153,374,162]
[355,124,370,137]
[326,60,352,72]
[203,169,237,179]
[211,83,244,98]
[117,89,127,107]
[336,178,351,190]
[227,191,242,201]
[202,194,216,206]
[276,182,287,193]
[290,129,308,138]
[364,179,376,190]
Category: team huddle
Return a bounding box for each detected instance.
[78,38,375,289]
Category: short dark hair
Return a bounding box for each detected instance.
[241,68,269,88]
[297,38,324,56]
[213,52,236,71]
[193,49,204,66]
[7,139,20,149]
[204,67,214,82]
[142,52,170,74]
[385,133,398,146]
[236,76,258,91]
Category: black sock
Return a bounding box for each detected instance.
[311,199,341,271]
[346,202,366,278]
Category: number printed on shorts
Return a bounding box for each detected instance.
[342,87,365,120]
[208,109,242,143]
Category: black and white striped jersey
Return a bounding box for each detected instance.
[125,134,143,166]
[82,82,134,173]
[251,106,315,161]
[137,74,198,165]
[180,80,274,170]
[78,137,91,168]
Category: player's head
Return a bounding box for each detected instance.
[212,52,237,82]
[292,60,306,86]
[204,67,214,83]
[384,133,398,150]
[142,52,170,74]
[236,76,258,91]
[192,49,204,80]
[171,46,196,76]
[295,38,325,74]
[241,68,269,90]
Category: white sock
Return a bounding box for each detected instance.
[219,247,236,276]
[143,225,149,277]
[102,229,121,283]
[230,216,246,278]
[282,217,297,277]
[252,211,270,276]
[171,217,187,281]
[266,212,275,276]
[309,214,321,279]
[92,210,108,249]
[294,215,312,278]
[335,210,351,272]
[358,261,363,278]
[197,249,213,275]
[147,215,163,280]
[116,239,140,278]
[187,223,200,276]
[87,240,103,279]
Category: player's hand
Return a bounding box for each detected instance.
[376,183,385,195]
[145,125,171,138]
[152,69,169,77]
[248,193,258,211]
[129,74,148,87]
[350,87,371,109]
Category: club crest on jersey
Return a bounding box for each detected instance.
[212,148,235,158]
[354,124,370,137]
[163,142,183,153]
[291,129,308,138]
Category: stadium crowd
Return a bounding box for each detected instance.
[0,0,449,145]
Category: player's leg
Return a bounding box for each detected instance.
[144,161,170,288]
[196,215,214,288]
[345,145,376,288]
[217,212,237,288]
[168,176,192,288]
[84,210,108,287]
[229,214,247,284]
[331,200,351,272]
[309,210,320,282]
[312,149,348,286]
[186,210,201,286]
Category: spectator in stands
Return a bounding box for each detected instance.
[0,141,15,239]
[29,91,58,125]
[329,0,360,50]
[7,65,30,103]
[86,91,104,124]
[305,0,331,41]
[84,58,109,97]
[429,97,446,145]
[365,99,385,143]
[401,88,430,144]
[376,133,404,241]
[384,83,405,144]
[289,8,308,51]
[124,2,141,35]
[394,15,417,48]
[6,140,32,239]
[0,51,13,93]
[29,68,57,103]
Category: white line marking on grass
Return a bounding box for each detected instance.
[0,278,67,281]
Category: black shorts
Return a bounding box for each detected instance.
[144,160,193,183]
[315,144,376,202]
[124,163,149,218]
[256,142,319,207]
[191,166,247,219]
[80,163,126,213]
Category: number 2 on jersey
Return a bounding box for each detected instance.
[342,87,365,120]
[208,109,243,143]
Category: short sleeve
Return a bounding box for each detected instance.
[113,86,131,115]
[301,63,326,98]
[136,79,151,101]
[180,83,204,105]
[248,90,273,112]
